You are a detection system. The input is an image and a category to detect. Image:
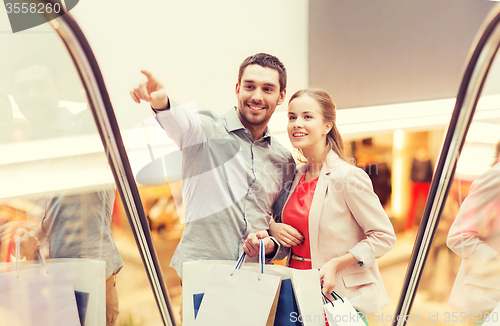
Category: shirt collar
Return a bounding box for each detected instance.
[223,107,272,144]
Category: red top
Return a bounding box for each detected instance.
[282,174,318,269]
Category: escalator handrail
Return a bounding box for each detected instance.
[393,3,500,325]
[38,3,177,326]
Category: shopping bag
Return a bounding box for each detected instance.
[0,239,81,326]
[323,291,366,326]
[274,278,300,326]
[191,261,281,322]
[194,240,282,326]
[194,278,301,325]
[0,263,82,326]
[0,257,106,326]
[483,300,500,326]
[44,258,106,326]
[290,268,325,325]
[75,290,91,326]
[193,293,204,318]
[184,255,325,325]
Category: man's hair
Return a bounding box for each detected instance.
[238,53,287,92]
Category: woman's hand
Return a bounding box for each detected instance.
[269,221,304,247]
[319,253,359,296]
[319,259,339,295]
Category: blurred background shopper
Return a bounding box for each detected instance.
[12,55,123,326]
[446,141,500,325]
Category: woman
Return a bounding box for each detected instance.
[446,141,500,325]
[270,89,396,317]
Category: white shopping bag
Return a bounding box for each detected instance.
[189,240,281,326]
[0,240,81,326]
[291,269,325,325]
[0,257,106,326]
[183,256,325,326]
[323,292,366,326]
[45,258,106,326]
[483,301,500,326]
[194,264,281,326]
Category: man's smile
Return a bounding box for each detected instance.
[247,103,266,111]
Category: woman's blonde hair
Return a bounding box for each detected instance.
[289,88,352,164]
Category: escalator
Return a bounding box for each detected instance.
[393,3,500,326]
[2,2,500,326]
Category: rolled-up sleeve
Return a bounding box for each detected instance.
[447,168,500,263]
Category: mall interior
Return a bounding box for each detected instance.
[1,1,500,325]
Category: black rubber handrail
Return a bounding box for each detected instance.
[393,4,500,325]
[34,2,176,325]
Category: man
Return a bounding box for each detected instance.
[12,56,123,326]
[130,53,296,277]
[12,57,95,139]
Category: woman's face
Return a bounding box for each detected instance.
[287,95,331,152]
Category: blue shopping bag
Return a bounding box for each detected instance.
[274,278,300,325]
[75,291,90,326]
[193,292,204,319]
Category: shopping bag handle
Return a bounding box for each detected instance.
[321,287,344,306]
[331,290,343,302]
[14,235,48,278]
[232,239,265,279]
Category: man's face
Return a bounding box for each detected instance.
[13,64,60,125]
[235,64,285,129]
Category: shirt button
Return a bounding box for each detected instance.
[245,130,249,133]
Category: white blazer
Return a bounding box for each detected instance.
[447,163,500,313]
[281,151,396,314]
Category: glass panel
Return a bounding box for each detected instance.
[346,129,443,324]
[0,21,166,325]
[117,116,184,323]
[405,34,500,326]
